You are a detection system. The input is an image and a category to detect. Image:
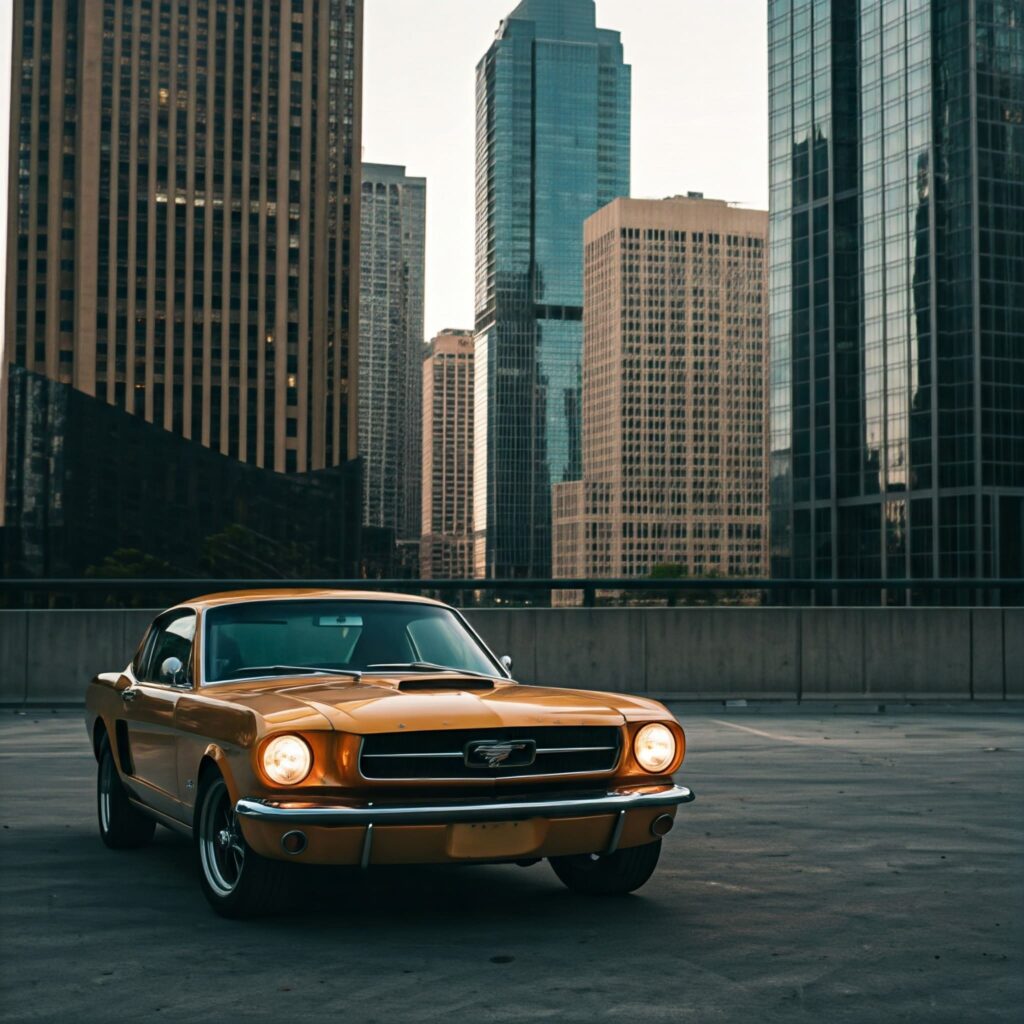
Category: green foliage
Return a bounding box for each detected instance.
[649,563,688,580]
[647,564,738,605]
[85,548,175,580]
[199,523,313,579]
[84,549,178,607]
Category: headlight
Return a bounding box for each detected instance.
[262,735,312,785]
[634,723,677,774]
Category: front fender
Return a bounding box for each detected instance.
[199,743,244,805]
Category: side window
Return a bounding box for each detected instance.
[140,611,197,686]
[407,616,470,668]
[132,628,155,678]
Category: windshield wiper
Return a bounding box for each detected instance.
[226,665,363,680]
[366,661,496,679]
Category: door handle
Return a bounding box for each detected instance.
[121,687,138,703]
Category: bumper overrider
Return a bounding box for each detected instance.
[234,784,695,866]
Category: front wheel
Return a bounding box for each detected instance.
[97,736,156,849]
[549,839,662,896]
[194,772,292,917]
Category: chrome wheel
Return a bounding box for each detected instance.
[95,737,155,849]
[98,753,113,834]
[198,778,245,896]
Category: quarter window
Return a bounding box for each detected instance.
[139,611,197,686]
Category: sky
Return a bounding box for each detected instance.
[363,0,769,342]
[0,4,9,354]
[0,0,769,353]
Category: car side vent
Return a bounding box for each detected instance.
[397,678,496,692]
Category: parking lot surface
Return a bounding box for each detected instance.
[0,705,1021,1023]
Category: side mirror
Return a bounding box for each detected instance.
[500,654,513,674]
[160,656,186,687]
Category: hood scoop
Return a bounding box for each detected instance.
[396,677,496,692]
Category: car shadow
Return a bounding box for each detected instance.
[95,825,680,933]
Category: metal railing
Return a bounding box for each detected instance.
[0,577,1021,608]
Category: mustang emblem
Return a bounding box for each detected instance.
[465,738,537,769]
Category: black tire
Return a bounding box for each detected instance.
[97,735,156,849]
[549,840,662,896]
[194,771,293,918]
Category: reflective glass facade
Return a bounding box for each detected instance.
[474,0,630,578]
[2,366,367,580]
[769,0,1024,597]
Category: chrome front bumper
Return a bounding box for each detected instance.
[235,783,694,827]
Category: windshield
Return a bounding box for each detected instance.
[202,600,499,683]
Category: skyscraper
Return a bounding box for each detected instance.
[474,0,631,579]
[358,163,426,548]
[552,197,769,594]
[421,330,476,579]
[3,0,363,484]
[768,0,1024,595]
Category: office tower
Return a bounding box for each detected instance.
[421,330,476,579]
[474,0,631,579]
[768,1,1024,594]
[358,163,426,548]
[551,197,769,595]
[3,0,363,485]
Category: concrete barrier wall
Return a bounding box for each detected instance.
[0,607,1020,704]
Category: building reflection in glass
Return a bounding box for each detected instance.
[768,0,1023,603]
[2,367,378,584]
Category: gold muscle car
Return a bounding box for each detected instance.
[85,590,694,916]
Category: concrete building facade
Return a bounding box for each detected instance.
[3,0,364,504]
[552,196,769,594]
[421,330,476,579]
[358,163,426,547]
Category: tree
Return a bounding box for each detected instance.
[85,548,175,579]
[84,549,178,608]
[199,523,313,579]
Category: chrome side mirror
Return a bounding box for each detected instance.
[500,654,513,674]
[160,656,186,686]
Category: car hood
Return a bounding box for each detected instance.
[212,676,662,733]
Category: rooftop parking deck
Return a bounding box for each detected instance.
[0,705,1021,1022]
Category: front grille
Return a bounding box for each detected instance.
[359,726,622,780]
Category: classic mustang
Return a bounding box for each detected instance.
[85,590,694,916]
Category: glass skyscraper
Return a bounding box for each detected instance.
[473,0,630,579]
[769,0,1023,598]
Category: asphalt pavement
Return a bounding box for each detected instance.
[0,704,1021,1023]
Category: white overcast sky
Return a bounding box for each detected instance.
[0,1,10,355]
[364,0,769,342]
[0,0,769,352]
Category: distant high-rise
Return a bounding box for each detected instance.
[552,197,769,594]
[3,0,363,491]
[358,163,426,545]
[474,0,631,579]
[768,1,1024,594]
[421,330,476,579]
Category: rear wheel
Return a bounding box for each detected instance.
[194,772,292,917]
[97,735,156,849]
[549,840,662,896]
